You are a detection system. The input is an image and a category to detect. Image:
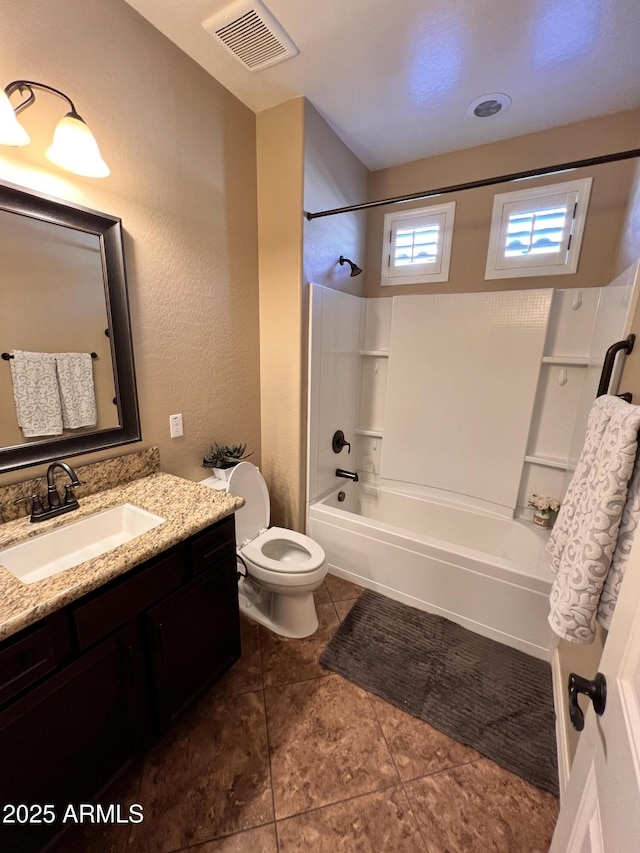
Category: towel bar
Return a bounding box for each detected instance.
[2,352,98,360]
[596,335,635,398]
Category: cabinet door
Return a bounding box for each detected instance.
[147,560,240,730]
[0,626,140,853]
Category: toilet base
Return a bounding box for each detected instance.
[238,577,319,638]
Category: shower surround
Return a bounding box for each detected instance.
[306,268,639,658]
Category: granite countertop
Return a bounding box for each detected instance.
[0,472,243,641]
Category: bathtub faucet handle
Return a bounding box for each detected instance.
[332,430,351,454]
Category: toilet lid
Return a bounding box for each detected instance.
[226,462,270,545]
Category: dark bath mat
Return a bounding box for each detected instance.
[320,589,558,796]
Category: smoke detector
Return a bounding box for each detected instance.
[202,0,299,71]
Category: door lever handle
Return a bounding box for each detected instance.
[568,671,607,731]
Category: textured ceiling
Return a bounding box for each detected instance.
[124,0,640,170]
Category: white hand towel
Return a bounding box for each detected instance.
[546,395,640,643]
[9,350,64,437]
[54,352,97,429]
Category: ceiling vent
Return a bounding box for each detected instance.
[202,0,299,72]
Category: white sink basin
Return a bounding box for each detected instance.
[0,503,166,585]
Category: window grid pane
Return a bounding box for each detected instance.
[382,202,455,285]
[394,225,440,266]
[504,205,567,257]
[485,179,590,279]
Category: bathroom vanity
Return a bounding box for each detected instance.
[0,470,242,853]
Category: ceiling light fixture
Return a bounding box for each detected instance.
[467,93,512,119]
[339,255,363,277]
[0,80,110,178]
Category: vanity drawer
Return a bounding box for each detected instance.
[190,516,235,574]
[0,625,56,706]
[74,550,184,649]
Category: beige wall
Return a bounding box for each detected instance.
[303,102,368,297]
[365,109,640,298]
[257,98,369,530]
[0,0,260,490]
[256,99,305,530]
[615,160,640,278]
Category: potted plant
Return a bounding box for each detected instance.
[202,443,253,480]
[528,494,560,529]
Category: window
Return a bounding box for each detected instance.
[485,178,592,279]
[381,202,455,286]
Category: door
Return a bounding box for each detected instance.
[550,531,640,851]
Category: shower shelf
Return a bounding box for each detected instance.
[524,454,570,470]
[541,355,596,366]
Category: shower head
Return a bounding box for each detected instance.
[339,255,363,277]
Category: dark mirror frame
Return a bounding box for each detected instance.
[0,181,141,474]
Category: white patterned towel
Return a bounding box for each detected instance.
[55,352,97,429]
[547,395,640,643]
[597,446,640,630]
[9,350,64,437]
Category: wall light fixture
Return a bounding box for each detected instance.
[0,80,109,178]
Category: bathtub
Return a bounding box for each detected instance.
[308,482,554,660]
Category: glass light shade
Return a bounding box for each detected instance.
[0,89,30,146]
[45,111,110,178]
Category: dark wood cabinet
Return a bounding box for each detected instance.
[0,514,239,853]
[148,560,240,729]
[0,625,140,853]
[147,518,238,729]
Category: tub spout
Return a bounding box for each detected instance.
[336,468,358,482]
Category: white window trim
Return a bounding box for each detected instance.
[485,177,592,280]
[381,202,455,286]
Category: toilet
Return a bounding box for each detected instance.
[201,462,327,638]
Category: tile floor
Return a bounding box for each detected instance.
[54,575,559,852]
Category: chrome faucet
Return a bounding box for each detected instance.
[336,468,359,482]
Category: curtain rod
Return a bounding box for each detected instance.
[304,147,640,220]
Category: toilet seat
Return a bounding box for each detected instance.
[241,526,325,574]
[204,461,325,574]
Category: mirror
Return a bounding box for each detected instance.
[0,181,140,473]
